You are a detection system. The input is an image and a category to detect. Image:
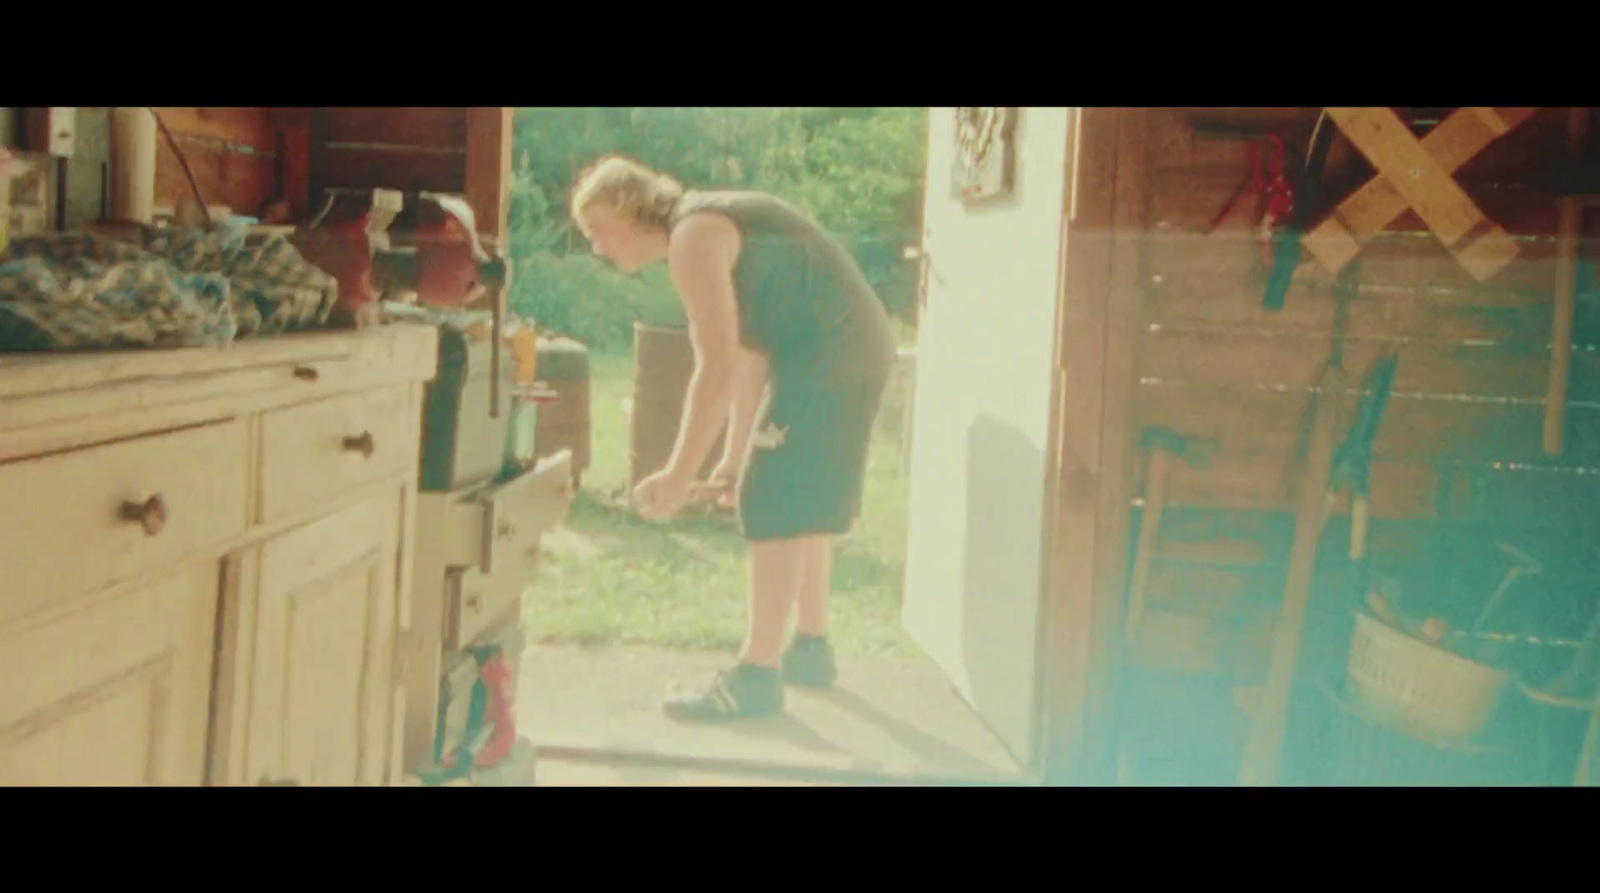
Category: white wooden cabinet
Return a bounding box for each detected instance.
[0,326,437,786]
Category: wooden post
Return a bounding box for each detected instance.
[464,108,513,248]
[267,108,313,222]
[1040,107,1146,784]
[1548,196,1582,455]
[109,107,156,224]
[464,108,515,423]
[1546,107,1591,456]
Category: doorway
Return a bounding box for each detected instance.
[509,108,1081,785]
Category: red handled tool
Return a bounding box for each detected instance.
[1209,134,1296,265]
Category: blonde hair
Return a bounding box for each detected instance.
[570,154,684,235]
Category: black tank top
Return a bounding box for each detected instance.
[668,190,895,387]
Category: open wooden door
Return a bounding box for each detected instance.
[901,107,1078,771]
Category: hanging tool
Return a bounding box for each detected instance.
[1240,262,1367,786]
[1124,426,1219,641]
[1262,112,1338,311]
[1208,135,1296,266]
[1464,542,1543,667]
[1330,348,1400,606]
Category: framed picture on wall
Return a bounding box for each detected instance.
[952,107,1018,204]
[3,151,52,245]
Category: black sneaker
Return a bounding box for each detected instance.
[781,635,837,688]
[663,663,784,722]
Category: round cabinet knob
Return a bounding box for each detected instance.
[120,495,168,537]
[342,432,376,459]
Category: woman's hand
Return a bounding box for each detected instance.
[632,467,696,522]
[702,458,742,509]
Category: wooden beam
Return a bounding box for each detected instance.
[1546,107,1591,455]
[464,107,513,247]
[1302,107,1537,273]
[1040,106,1132,784]
[270,108,313,221]
[153,107,274,150]
[1087,107,1149,782]
[1322,107,1521,281]
[322,107,467,150]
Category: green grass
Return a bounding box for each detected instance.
[522,349,918,658]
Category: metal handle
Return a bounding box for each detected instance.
[342,432,376,459]
[292,366,320,382]
[119,495,168,537]
[1497,541,1544,575]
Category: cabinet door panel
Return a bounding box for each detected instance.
[0,562,220,786]
[245,490,402,786]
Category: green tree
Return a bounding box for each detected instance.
[508,107,926,350]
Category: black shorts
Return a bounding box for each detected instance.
[737,374,890,542]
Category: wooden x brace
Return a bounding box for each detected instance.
[1303,107,1536,281]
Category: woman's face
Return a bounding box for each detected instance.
[581,201,656,273]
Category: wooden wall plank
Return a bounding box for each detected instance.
[305,109,472,205]
[153,107,273,150]
[319,108,466,150]
[149,107,279,217]
[1138,330,1600,403]
[1147,229,1562,305]
[1135,384,1600,464]
[313,146,464,194]
[1146,280,1555,348]
[154,138,275,217]
[1144,563,1279,618]
[1140,448,1442,518]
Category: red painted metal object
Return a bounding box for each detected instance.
[473,654,518,768]
[291,191,502,324]
[410,194,490,308]
[1208,134,1296,264]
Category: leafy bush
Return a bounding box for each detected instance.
[510,253,683,351]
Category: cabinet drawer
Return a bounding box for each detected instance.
[445,563,532,651]
[0,420,248,623]
[432,450,573,573]
[258,385,418,522]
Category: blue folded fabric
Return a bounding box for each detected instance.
[0,225,339,351]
